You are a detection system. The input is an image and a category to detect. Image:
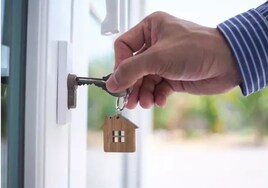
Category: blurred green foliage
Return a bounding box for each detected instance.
[88,54,115,130]
[154,88,268,139]
[88,53,268,141]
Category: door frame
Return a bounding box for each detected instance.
[1,0,28,187]
[24,0,88,188]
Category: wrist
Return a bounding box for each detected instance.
[215,28,242,88]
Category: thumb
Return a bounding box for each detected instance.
[106,54,155,92]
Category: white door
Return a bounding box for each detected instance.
[25,0,89,187]
[24,0,151,188]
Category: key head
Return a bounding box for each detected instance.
[102,73,112,81]
[105,87,129,98]
[102,74,129,97]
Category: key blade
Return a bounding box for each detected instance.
[101,74,129,97]
[102,73,112,81]
[76,77,104,86]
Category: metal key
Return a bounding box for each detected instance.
[67,73,129,109]
[67,74,130,108]
[76,74,128,98]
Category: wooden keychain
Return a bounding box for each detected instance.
[102,90,138,152]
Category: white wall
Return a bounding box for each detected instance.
[145,0,265,26]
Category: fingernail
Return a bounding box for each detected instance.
[106,74,119,92]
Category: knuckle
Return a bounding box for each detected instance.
[143,11,167,26]
[114,38,122,49]
[148,11,166,18]
[118,62,128,73]
[116,63,129,84]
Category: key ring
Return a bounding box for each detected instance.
[116,89,130,115]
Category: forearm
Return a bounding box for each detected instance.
[217,1,268,96]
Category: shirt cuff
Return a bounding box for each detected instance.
[217,2,268,96]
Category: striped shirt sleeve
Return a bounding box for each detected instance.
[217,1,268,96]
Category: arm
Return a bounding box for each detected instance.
[217,1,268,96]
[106,3,268,109]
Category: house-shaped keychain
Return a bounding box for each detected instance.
[103,115,138,152]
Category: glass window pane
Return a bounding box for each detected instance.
[113,131,119,137]
[1,0,27,187]
[87,1,123,188]
[144,1,268,188]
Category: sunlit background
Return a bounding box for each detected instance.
[86,0,268,188]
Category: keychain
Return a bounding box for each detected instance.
[102,90,138,153]
[66,73,138,152]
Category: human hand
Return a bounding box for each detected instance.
[106,12,241,109]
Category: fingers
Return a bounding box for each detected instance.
[139,76,162,108]
[126,77,174,109]
[154,80,174,107]
[126,78,143,109]
[106,52,155,92]
[114,20,151,69]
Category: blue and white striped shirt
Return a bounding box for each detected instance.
[218,1,268,96]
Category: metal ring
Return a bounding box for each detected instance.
[116,89,130,114]
[116,97,126,114]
